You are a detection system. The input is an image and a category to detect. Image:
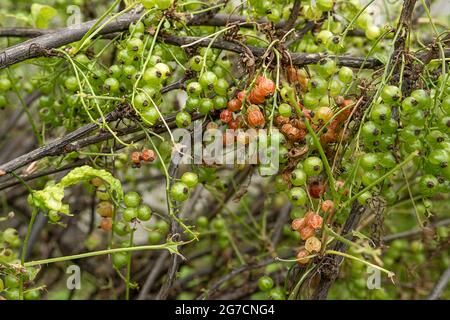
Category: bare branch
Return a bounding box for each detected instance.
[428,267,450,300]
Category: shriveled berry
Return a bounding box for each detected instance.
[97,201,114,218]
[141,149,156,162]
[291,218,305,231]
[305,236,322,253]
[100,218,113,231]
[296,249,311,265]
[306,213,323,229]
[321,200,334,213]
[220,109,233,123]
[299,226,315,240]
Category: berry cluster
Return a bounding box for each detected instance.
[130,148,157,167]
[291,210,324,264]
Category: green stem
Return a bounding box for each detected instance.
[325,250,394,278]
[74,0,130,54]
[24,242,187,267]
[19,208,38,300]
[125,229,135,300]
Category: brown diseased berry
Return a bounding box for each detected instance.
[100,218,113,231]
[296,249,310,265]
[141,149,156,162]
[305,236,322,253]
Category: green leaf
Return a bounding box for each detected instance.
[29,183,65,212]
[60,165,123,202]
[31,4,57,29]
[28,166,123,215]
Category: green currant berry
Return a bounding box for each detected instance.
[5,288,20,300]
[211,218,225,230]
[289,187,307,206]
[199,98,214,115]
[361,170,381,186]
[127,37,144,53]
[112,252,128,269]
[214,78,229,96]
[278,103,292,117]
[141,0,156,9]
[64,76,78,92]
[24,289,41,300]
[134,93,149,110]
[4,275,19,289]
[365,25,381,40]
[176,111,192,128]
[3,228,19,244]
[428,149,449,168]
[109,64,122,79]
[381,85,401,104]
[213,96,227,110]
[141,107,160,126]
[315,30,333,45]
[361,121,381,141]
[258,276,274,292]
[425,130,447,147]
[438,116,450,134]
[123,207,138,222]
[317,58,337,78]
[113,221,130,236]
[329,79,343,97]
[143,67,162,86]
[269,287,285,300]
[291,169,307,186]
[148,231,162,244]
[154,63,171,80]
[129,21,145,34]
[199,71,218,91]
[360,153,378,170]
[401,96,418,114]
[308,77,328,96]
[39,107,56,123]
[181,172,199,188]
[338,66,353,83]
[124,191,141,208]
[104,77,120,93]
[137,204,152,221]
[419,174,439,197]
[303,156,324,176]
[357,13,373,29]
[186,81,202,96]
[0,78,12,91]
[189,55,203,72]
[371,103,392,123]
[196,216,208,228]
[411,89,430,109]
[408,109,426,127]
[185,96,200,112]
[123,65,137,79]
[171,182,190,201]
